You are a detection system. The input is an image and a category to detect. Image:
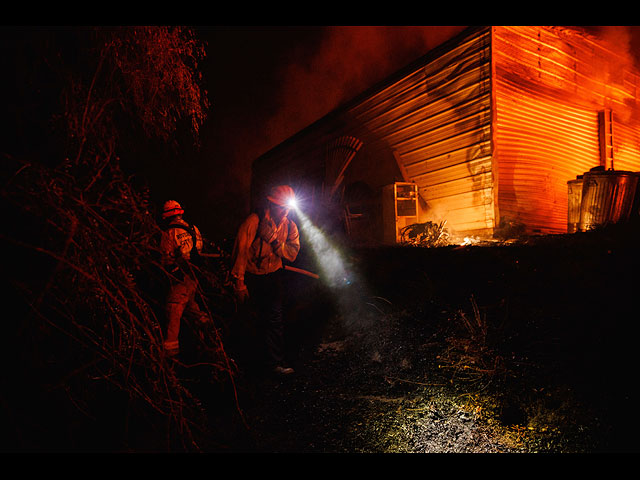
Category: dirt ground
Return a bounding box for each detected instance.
[186,221,640,453]
[10,222,636,453]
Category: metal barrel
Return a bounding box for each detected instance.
[567,176,584,233]
[578,170,639,231]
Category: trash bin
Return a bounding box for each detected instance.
[567,175,584,233]
[578,167,639,231]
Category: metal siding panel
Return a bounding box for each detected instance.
[355,83,490,151]
[349,29,491,124]
[612,114,640,171]
[251,28,496,238]
[426,200,495,232]
[407,142,492,179]
[400,122,491,166]
[493,25,640,235]
[344,28,494,234]
[419,158,493,192]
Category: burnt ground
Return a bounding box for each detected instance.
[181,221,640,454]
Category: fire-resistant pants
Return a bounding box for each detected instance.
[245,269,286,367]
[164,275,209,355]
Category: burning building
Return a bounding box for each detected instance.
[251,26,640,245]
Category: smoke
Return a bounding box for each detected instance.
[295,204,385,334]
[296,207,353,289]
[593,26,633,60]
[576,26,640,73]
[200,27,467,237]
[572,25,640,125]
[262,26,467,153]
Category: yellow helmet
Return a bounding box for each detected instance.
[266,185,296,208]
[162,200,184,219]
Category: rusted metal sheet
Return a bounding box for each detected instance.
[493,25,640,234]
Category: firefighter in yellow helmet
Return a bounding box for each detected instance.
[231,185,300,375]
[160,200,210,357]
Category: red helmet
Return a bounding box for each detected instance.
[266,185,296,208]
[162,200,184,219]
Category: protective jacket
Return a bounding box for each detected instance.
[160,218,203,275]
[231,210,300,283]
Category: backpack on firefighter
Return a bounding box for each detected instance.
[161,200,204,281]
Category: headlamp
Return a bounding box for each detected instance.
[286,197,298,210]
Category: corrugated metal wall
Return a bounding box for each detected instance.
[252,26,495,239]
[344,26,495,236]
[493,26,640,234]
[252,25,640,240]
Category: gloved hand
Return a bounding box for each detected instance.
[258,216,278,243]
[234,281,249,303]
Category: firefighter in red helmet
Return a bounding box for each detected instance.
[159,200,210,357]
[231,185,300,375]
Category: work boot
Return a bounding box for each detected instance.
[273,365,294,375]
[163,340,180,358]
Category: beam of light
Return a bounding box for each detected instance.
[286,197,298,211]
[292,205,352,290]
[291,198,387,338]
